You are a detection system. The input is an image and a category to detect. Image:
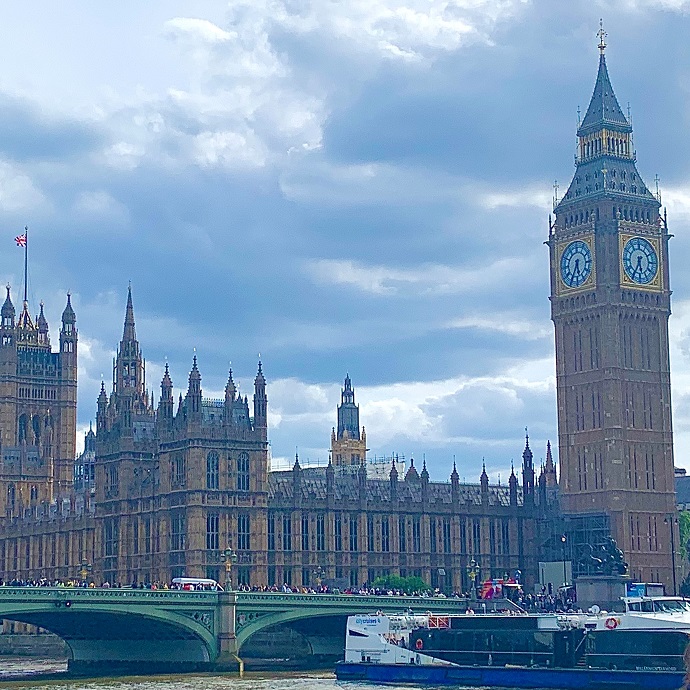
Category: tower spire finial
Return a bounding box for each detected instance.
[597,18,607,56]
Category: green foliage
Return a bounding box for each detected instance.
[679,511,690,562]
[371,574,431,594]
[680,570,690,598]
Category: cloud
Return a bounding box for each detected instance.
[306,256,539,296]
[164,18,234,44]
[0,160,46,211]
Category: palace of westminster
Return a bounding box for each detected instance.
[0,42,680,593]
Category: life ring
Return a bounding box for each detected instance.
[605,617,619,630]
[415,638,423,650]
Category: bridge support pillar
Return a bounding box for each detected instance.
[213,591,242,672]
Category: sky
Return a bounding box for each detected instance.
[1,0,690,483]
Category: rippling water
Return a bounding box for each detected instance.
[0,659,437,690]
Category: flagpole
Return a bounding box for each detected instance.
[23,226,28,304]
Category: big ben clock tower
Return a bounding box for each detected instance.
[548,29,677,588]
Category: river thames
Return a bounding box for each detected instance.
[0,659,431,690]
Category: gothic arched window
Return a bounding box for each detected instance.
[237,452,250,492]
[7,484,15,511]
[18,414,28,443]
[207,451,220,490]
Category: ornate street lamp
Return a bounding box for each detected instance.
[560,534,568,588]
[220,548,238,591]
[466,558,479,600]
[79,559,92,583]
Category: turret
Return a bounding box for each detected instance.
[59,293,77,377]
[522,431,534,506]
[450,459,460,502]
[253,359,267,436]
[389,458,398,501]
[326,457,335,496]
[405,458,419,482]
[544,440,557,487]
[420,457,429,502]
[223,368,236,425]
[186,355,202,416]
[337,374,360,440]
[84,423,96,453]
[36,301,49,347]
[96,381,108,432]
[480,461,489,505]
[509,462,518,507]
[0,285,15,347]
[158,363,174,422]
[292,451,301,502]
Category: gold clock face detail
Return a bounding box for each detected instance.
[557,237,595,292]
[619,234,662,291]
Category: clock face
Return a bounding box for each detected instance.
[622,237,658,285]
[560,240,593,288]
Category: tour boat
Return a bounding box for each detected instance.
[335,596,690,689]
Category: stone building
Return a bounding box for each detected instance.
[0,286,77,515]
[547,38,677,586]
[0,289,552,590]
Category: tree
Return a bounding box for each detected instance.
[370,574,431,594]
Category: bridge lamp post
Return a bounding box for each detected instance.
[79,560,92,584]
[560,534,568,589]
[664,515,678,596]
[466,558,479,600]
[220,548,238,591]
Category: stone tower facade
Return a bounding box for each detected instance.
[547,42,676,586]
[331,375,367,471]
[94,288,269,585]
[0,286,77,515]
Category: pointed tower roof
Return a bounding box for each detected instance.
[450,459,459,484]
[2,285,15,321]
[189,355,201,383]
[161,362,173,391]
[98,380,108,405]
[420,457,429,482]
[578,53,631,136]
[225,368,236,399]
[405,457,419,482]
[61,293,76,324]
[37,301,48,332]
[389,458,399,481]
[255,358,265,385]
[17,301,34,330]
[123,284,136,341]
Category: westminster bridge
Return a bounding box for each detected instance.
[0,587,502,673]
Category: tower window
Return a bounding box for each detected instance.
[206,451,220,490]
[206,513,219,550]
[238,513,251,550]
[237,452,250,492]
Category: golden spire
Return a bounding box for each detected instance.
[597,19,607,55]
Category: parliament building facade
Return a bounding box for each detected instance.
[0,40,678,592]
[0,286,552,591]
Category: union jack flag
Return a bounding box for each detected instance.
[15,233,26,247]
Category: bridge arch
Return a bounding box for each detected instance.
[0,589,218,673]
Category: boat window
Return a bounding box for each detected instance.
[654,599,687,613]
[628,602,641,611]
[641,601,654,612]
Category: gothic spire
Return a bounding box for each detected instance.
[578,51,631,138]
[123,284,136,342]
[61,292,76,325]
[1,285,15,325]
